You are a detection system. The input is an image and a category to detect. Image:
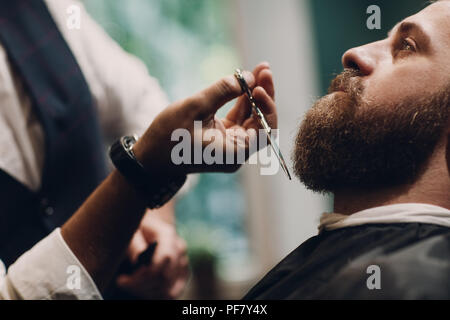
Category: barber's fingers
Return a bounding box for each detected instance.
[251,62,274,100]
[167,241,189,298]
[225,96,251,126]
[253,86,276,115]
[243,86,277,130]
[193,71,255,117]
[258,69,275,100]
[168,268,189,299]
[127,230,148,263]
[252,61,270,79]
[227,63,273,125]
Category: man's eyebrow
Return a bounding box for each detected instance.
[387,21,431,49]
[388,21,430,41]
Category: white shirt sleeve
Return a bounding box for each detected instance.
[45,0,170,142]
[0,229,102,300]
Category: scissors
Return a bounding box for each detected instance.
[234,69,292,180]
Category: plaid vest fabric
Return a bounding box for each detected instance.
[0,0,108,267]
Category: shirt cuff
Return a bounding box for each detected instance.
[5,228,102,300]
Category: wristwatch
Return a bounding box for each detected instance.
[109,135,186,209]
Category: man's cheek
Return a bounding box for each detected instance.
[363,71,426,107]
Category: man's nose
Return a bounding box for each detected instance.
[342,42,382,76]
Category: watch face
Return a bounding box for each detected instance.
[121,135,137,153]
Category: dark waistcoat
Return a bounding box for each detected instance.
[0,0,108,267]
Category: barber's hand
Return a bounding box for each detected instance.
[133,62,276,177]
[116,212,189,299]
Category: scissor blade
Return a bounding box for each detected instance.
[265,133,292,180]
[235,68,292,180]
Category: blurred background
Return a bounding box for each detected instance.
[82,0,429,299]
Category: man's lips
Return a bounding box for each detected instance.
[329,69,364,96]
[333,78,362,94]
[329,80,349,94]
[331,87,347,94]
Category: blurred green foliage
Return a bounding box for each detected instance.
[83,0,238,102]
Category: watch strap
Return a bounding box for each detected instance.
[109,136,186,209]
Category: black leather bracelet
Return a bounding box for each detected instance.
[109,135,186,209]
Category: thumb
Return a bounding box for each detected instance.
[195,71,255,116]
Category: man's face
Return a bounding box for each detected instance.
[293,1,450,193]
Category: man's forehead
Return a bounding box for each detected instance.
[416,0,450,23]
[389,1,450,45]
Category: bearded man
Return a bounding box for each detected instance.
[244,0,450,299]
[1,0,448,301]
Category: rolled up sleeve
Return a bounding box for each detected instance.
[0,228,102,300]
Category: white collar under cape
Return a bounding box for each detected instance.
[319,203,450,232]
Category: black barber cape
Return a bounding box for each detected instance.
[244,223,450,299]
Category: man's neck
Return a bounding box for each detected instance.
[334,140,450,215]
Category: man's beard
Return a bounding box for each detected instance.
[293,69,450,193]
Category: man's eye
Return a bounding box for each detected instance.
[394,38,416,59]
[401,39,415,51]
